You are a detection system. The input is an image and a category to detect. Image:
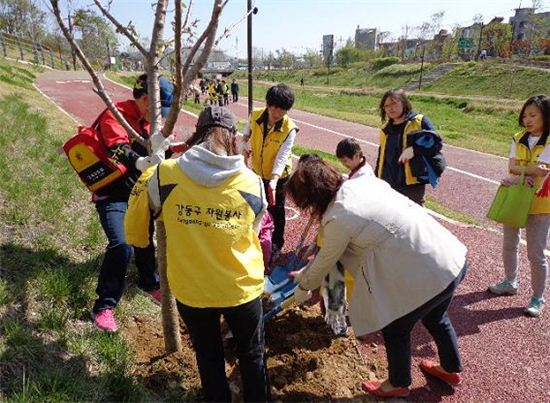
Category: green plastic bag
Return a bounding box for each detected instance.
[487,173,535,228]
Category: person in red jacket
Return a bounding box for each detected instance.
[91,74,174,332]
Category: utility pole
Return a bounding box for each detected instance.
[475,22,484,61]
[401,25,409,59]
[418,45,426,89]
[247,1,258,115]
[68,12,76,70]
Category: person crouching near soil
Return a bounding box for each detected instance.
[125,106,270,402]
[287,159,468,398]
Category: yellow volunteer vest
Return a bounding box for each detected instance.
[157,159,265,307]
[125,166,157,248]
[249,108,298,180]
[513,131,550,214]
[377,114,424,185]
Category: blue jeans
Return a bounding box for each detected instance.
[93,200,158,313]
[381,263,467,387]
[177,297,270,402]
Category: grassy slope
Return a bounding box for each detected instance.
[233,62,438,90]
[0,59,159,402]
[422,61,550,99]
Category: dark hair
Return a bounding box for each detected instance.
[285,159,343,218]
[298,153,322,164]
[336,138,363,159]
[266,83,295,110]
[133,73,148,99]
[519,94,550,135]
[379,89,412,123]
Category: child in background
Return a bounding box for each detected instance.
[488,95,550,317]
[336,138,374,179]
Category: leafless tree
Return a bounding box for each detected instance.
[48,0,228,353]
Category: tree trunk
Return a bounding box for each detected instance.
[156,221,182,353]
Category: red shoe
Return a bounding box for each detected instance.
[361,380,410,398]
[419,360,463,386]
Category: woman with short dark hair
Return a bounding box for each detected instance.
[287,159,468,398]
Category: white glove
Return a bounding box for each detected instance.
[289,267,306,284]
[294,286,312,304]
[135,154,162,172]
[398,146,414,164]
[267,180,277,207]
[150,133,174,155]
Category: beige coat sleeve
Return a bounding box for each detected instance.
[299,218,352,291]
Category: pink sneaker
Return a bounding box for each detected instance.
[93,309,118,332]
[146,288,163,304]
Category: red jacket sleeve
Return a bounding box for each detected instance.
[99,109,131,148]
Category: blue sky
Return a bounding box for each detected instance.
[54,0,549,57]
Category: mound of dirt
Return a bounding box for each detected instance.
[123,302,381,401]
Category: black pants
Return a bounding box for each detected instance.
[177,297,270,402]
[263,177,288,249]
[232,92,238,102]
[381,263,467,387]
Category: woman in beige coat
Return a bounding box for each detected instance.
[287,157,467,398]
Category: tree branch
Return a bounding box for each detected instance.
[49,0,145,147]
[162,0,183,135]
[93,0,148,56]
[214,0,255,47]
[162,0,224,136]
[147,0,169,138]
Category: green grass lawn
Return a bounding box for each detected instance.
[242,81,518,156]
[0,59,161,402]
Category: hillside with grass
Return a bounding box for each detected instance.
[421,61,550,100]
[232,61,440,90]
[0,59,163,401]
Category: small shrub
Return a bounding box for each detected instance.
[371,57,400,71]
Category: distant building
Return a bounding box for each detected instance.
[322,34,334,65]
[355,26,378,50]
[510,8,550,41]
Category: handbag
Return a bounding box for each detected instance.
[487,172,535,228]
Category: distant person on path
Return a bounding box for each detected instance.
[375,89,441,206]
[488,95,550,317]
[479,49,487,61]
[90,74,174,332]
[243,83,298,258]
[231,78,239,102]
[222,80,230,105]
[287,159,468,399]
[336,137,374,179]
[126,106,270,402]
[300,77,304,87]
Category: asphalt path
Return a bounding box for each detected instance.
[35,71,549,402]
